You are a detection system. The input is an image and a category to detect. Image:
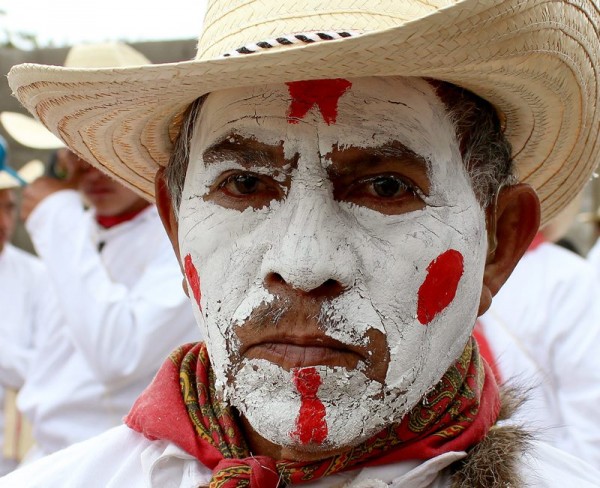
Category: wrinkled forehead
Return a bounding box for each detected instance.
[196,76,459,166]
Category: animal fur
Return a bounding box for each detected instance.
[450,386,533,488]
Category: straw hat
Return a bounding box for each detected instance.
[2,42,150,152]
[7,0,600,224]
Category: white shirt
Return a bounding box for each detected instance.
[1,424,598,487]
[588,238,600,278]
[0,244,52,475]
[480,241,600,465]
[18,190,199,455]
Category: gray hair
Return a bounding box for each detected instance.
[431,80,517,208]
[164,96,207,215]
[164,82,516,214]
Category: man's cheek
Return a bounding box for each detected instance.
[417,249,464,325]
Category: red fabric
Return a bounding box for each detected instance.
[211,457,279,487]
[95,205,149,229]
[125,344,225,469]
[473,321,502,383]
[126,340,500,487]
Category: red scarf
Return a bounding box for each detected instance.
[126,338,499,487]
[95,205,149,229]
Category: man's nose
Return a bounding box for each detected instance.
[260,194,356,298]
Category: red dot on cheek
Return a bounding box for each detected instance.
[417,249,464,325]
[183,254,202,310]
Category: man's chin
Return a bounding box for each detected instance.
[225,358,399,455]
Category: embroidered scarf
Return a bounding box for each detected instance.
[126,338,499,487]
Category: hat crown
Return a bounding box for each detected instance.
[196,0,456,60]
[65,42,151,68]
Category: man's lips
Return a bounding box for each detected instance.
[242,336,366,370]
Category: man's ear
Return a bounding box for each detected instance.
[155,167,189,297]
[478,183,540,316]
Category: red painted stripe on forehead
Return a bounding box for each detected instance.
[184,254,202,310]
[286,79,352,125]
[291,367,328,445]
[417,249,464,325]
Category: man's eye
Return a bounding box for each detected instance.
[361,175,415,199]
[212,172,284,209]
[337,173,424,215]
[222,174,261,195]
[370,176,408,198]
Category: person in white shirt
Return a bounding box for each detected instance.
[0,43,200,460]
[13,148,199,458]
[587,228,600,276]
[480,234,600,466]
[3,0,600,486]
[0,144,49,475]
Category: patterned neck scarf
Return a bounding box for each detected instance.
[126,338,499,487]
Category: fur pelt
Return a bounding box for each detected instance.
[450,386,533,488]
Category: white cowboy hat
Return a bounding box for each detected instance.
[0,160,45,190]
[7,0,600,224]
[0,112,64,150]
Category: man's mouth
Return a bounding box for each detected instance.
[242,336,365,370]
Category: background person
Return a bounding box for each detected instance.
[0,139,48,474]
[1,43,199,460]
[479,234,600,465]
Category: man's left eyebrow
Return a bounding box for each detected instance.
[331,142,430,173]
[372,143,427,162]
[202,141,276,168]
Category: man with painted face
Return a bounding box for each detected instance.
[2,1,600,486]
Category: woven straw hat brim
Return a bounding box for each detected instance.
[7,0,600,225]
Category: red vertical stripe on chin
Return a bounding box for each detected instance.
[417,249,464,325]
[286,79,352,125]
[184,254,202,310]
[291,367,328,445]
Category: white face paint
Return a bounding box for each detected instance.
[178,76,488,452]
